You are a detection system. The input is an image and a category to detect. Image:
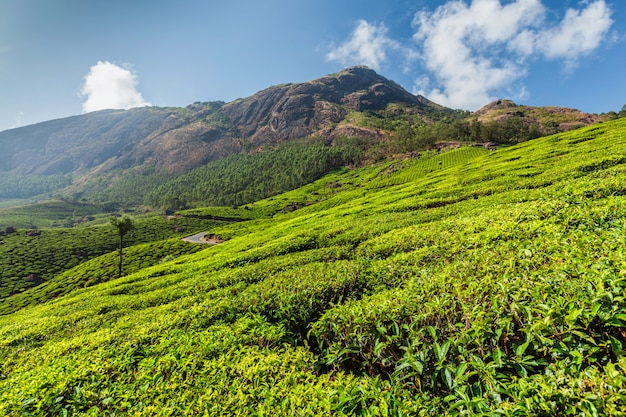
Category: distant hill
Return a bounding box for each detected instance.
[475,99,604,132]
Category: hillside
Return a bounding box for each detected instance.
[475,98,605,134]
[0,213,224,303]
[0,107,181,175]
[1,118,625,415]
[0,67,606,208]
[219,66,437,145]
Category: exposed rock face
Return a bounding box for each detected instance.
[323,124,386,144]
[220,66,430,145]
[475,99,518,116]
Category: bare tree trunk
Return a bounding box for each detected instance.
[118,235,123,278]
[110,216,134,279]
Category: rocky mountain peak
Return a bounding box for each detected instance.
[475,99,518,115]
[220,67,428,145]
[0,67,434,176]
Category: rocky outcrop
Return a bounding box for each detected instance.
[475,99,604,131]
[475,99,518,116]
[220,66,431,145]
[323,124,386,144]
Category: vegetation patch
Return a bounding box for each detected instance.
[0,215,223,302]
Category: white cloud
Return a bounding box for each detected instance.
[411,0,613,109]
[411,0,546,109]
[80,61,151,113]
[536,1,613,64]
[328,1,613,110]
[326,20,400,70]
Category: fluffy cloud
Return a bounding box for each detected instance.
[326,20,400,70]
[411,0,545,109]
[535,1,614,63]
[328,0,613,110]
[412,0,613,110]
[80,61,151,113]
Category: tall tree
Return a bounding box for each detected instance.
[109,216,135,278]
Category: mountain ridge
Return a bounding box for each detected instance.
[475,98,604,131]
[0,66,610,204]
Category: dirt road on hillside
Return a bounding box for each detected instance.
[182,232,224,244]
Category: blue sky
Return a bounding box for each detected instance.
[1,0,624,132]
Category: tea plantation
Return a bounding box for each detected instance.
[0,216,224,301]
[1,118,626,415]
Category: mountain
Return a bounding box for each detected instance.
[0,103,234,176]
[0,67,438,177]
[219,65,437,145]
[0,67,608,205]
[475,98,604,131]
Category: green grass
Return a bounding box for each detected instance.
[1,119,626,415]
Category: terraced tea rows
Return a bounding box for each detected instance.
[1,118,625,415]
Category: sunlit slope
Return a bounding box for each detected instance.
[0,216,222,302]
[2,119,626,415]
[0,237,208,315]
[0,148,487,316]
